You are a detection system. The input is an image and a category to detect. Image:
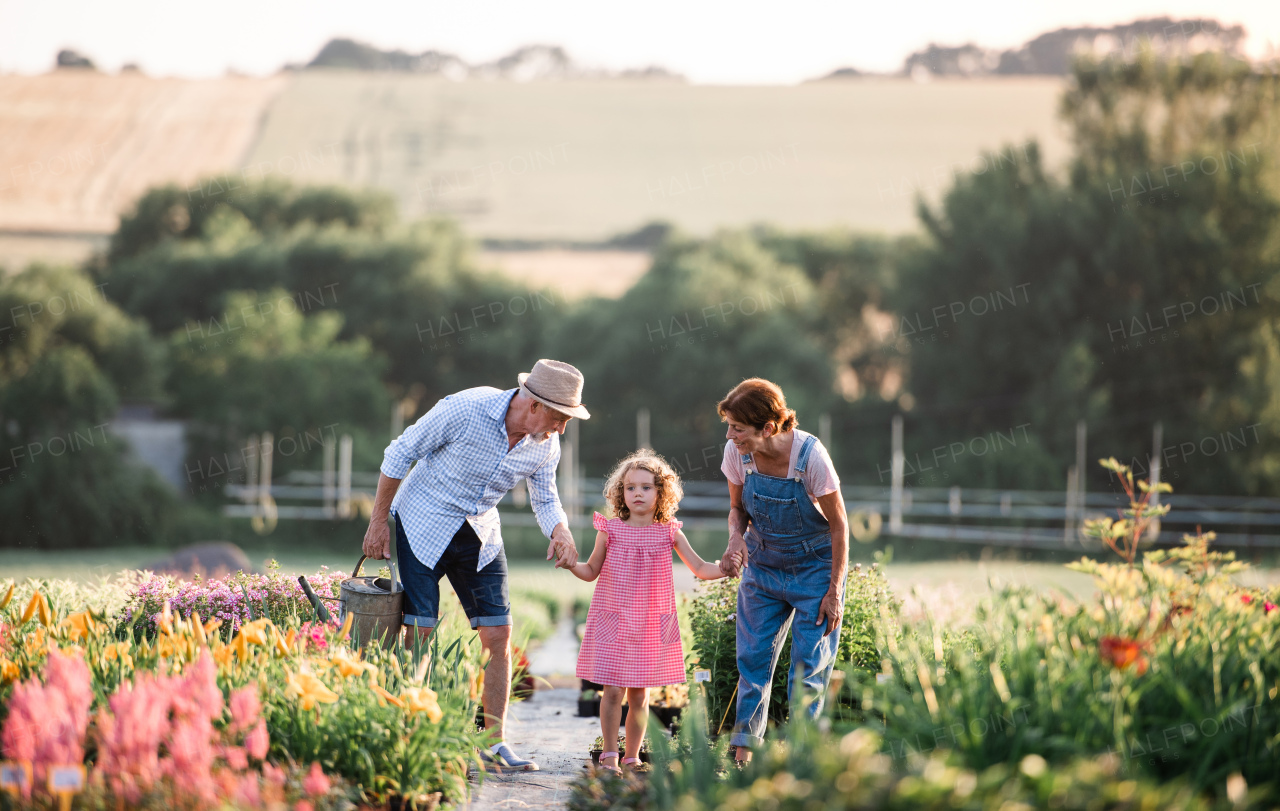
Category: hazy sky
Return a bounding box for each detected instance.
[0,0,1276,84]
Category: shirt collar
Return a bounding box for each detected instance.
[488,388,519,421]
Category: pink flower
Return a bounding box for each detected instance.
[1266,602,1277,614]
[261,761,287,788]
[294,802,316,811]
[224,746,249,771]
[229,687,261,733]
[245,720,269,760]
[302,762,331,797]
[0,649,93,795]
[1241,594,1253,604]
[234,773,262,809]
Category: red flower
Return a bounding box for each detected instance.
[1099,635,1149,675]
[1241,594,1253,605]
[1265,602,1277,614]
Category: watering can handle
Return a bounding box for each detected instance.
[353,551,401,593]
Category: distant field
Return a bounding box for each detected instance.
[247,73,1069,239]
[0,72,288,236]
[0,72,1067,275]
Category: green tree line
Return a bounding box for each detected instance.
[2,51,1277,547]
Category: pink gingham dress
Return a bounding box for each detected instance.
[576,512,686,687]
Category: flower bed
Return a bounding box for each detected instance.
[0,569,488,809]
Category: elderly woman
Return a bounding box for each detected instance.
[718,378,848,763]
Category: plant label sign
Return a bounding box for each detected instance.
[48,764,84,793]
[0,761,31,795]
[694,669,711,683]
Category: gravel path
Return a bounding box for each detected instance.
[461,619,598,810]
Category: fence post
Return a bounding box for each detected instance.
[560,419,580,528]
[637,407,651,451]
[338,434,353,519]
[323,433,336,518]
[890,415,904,533]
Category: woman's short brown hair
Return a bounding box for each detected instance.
[717,378,798,434]
[603,451,684,524]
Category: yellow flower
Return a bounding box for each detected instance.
[59,611,102,642]
[286,667,339,710]
[401,687,443,723]
[338,611,354,642]
[23,627,50,656]
[212,645,236,669]
[21,591,50,625]
[370,683,405,708]
[0,582,13,611]
[271,624,289,654]
[102,642,133,671]
[192,612,207,646]
[329,648,378,680]
[284,629,297,650]
[240,618,270,646]
[0,658,19,682]
[469,668,484,701]
[203,618,223,637]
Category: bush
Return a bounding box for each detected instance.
[859,529,1280,794]
[686,562,895,734]
[568,693,1268,810]
[0,575,488,806]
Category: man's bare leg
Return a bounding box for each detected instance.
[477,625,512,740]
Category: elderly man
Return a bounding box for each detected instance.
[362,359,590,772]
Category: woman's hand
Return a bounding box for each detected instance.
[815,586,843,636]
[720,535,748,577]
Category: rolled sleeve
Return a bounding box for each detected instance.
[528,447,569,538]
[380,396,462,479]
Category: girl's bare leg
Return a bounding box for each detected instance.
[599,685,624,769]
[623,687,649,761]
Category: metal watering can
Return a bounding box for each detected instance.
[300,554,403,649]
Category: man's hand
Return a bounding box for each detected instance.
[815,586,843,636]
[720,535,748,577]
[547,523,579,569]
[363,518,392,561]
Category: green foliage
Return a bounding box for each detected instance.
[686,563,895,734]
[865,533,1280,793]
[894,55,1280,493]
[0,264,184,547]
[569,691,1258,810]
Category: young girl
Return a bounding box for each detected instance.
[571,451,735,773]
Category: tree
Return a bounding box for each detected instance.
[0,265,180,547]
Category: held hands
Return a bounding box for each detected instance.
[547,523,579,569]
[815,586,843,636]
[362,518,392,561]
[719,535,748,578]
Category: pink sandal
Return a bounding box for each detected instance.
[621,757,642,771]
[597,752,621,774]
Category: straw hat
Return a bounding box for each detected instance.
[518,359,591,420]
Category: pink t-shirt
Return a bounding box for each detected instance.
[720,429,840,504]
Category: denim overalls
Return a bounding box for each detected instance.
[731,434,843,748]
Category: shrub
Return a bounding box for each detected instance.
[568,693,1264,810]
[858,528,1279,795]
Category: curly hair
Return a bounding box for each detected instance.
[602,450,684,524]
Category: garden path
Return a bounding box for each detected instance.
[462,618,593,810]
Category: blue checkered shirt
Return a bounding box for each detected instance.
[381,386,568,570]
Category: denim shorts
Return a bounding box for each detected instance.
[395,514,512,629]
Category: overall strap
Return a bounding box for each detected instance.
[740,450,753,472]
[793,435,818,476]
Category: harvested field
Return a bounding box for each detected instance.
[0,72,289,234]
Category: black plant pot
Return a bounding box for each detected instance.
[577,698,599,717]
[650,705,683,729]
